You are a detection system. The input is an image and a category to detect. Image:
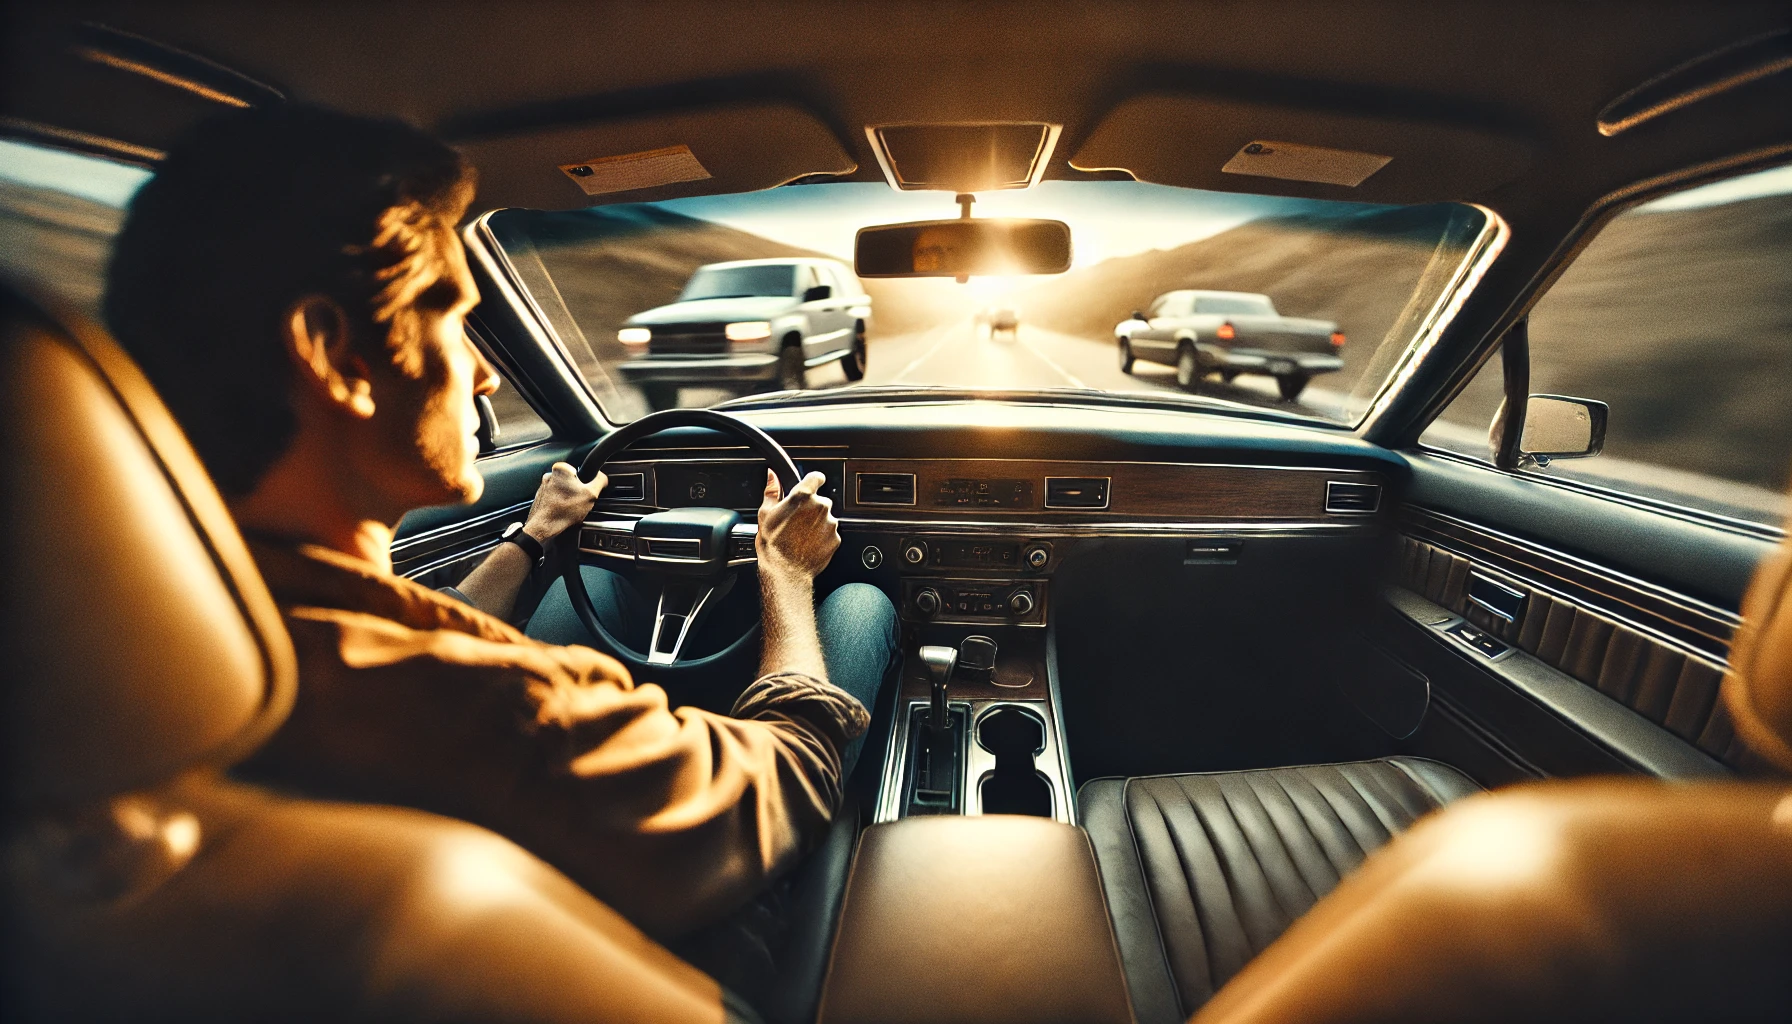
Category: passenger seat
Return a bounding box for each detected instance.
[1079,757,1480,1024]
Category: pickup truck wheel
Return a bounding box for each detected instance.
[778,342,807,391]
[1118,337,1135,373]
[1276,371,1310,401]
[1175,342,1199,389]
[642,384,679,411]
[841,324,868,381]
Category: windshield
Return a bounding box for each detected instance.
[680,263,797,300]
[485,182,1489,424]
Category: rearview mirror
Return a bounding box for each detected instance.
[1520,394,1608,462]
[854,218,1072,278]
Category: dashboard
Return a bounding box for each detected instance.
[578,399,1404,630]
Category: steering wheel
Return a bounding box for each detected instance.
[562,408,803,676]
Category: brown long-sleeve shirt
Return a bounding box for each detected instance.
[236,539,869,939]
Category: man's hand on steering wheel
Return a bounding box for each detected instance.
[524,463,607,543]
[756,470,840,581]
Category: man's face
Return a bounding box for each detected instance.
[361,229,496,513]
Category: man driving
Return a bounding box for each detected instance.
[102,104,898,955]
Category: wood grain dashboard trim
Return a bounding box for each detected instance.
[844,458,1384,520]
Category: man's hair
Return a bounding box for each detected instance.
[105,105,475,496]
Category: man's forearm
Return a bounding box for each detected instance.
[453,538,533,620]
[758,567,828,680]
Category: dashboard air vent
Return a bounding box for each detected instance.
[1044,476,1110,509]
[605,472,646,501]
[857,472,916,506]
[1325,481,1382,514]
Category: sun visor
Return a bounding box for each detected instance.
[455,103,856,212]
[1069,94,1532,204]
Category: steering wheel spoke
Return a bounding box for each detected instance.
[647,581,719,664]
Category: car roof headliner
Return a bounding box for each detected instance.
[5,1,1790,218]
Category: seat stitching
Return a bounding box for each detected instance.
[1264,769,1348,893]
[1305,765,1385,857]
[1230,773,1317,921]
[1385,756,1473,809]
[1336,762,1409,836]
[1122,776,1187,1020]
[1178,775,1250,983]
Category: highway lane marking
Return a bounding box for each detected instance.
[1016,332,1090,389]
[890,324,959,383]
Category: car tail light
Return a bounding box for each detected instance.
[1330,331,1347,348]
[617,327,651,345]
[725,321,773,342]
[1216,322,1235,340]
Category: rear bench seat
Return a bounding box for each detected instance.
[1079,757,1481,1023]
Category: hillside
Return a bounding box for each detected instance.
[1013,204,1470,392]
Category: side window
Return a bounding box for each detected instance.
[484,371,553,450]
[0,139,150,318]
[1421,161,1792,527]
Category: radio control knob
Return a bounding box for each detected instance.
[1008,589,1036,616]
[1024,544,1050,569]
[915,588,942,616]
[902,541,928,565]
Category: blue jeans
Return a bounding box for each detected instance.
[527,567,899,778]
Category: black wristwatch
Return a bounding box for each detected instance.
[501,521,546,569]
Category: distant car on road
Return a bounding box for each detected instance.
[617,257,871,409]
[1115,289,1344,400]
[987,306,1020,339]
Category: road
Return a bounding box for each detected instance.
[797,318,1348,420]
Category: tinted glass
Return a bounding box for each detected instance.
[1194,295,1275,315]
[680,264,798,300]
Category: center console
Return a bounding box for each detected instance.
[867,531,1076,826]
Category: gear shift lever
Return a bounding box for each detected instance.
[919,645,958,733]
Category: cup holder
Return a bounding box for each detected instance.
[976,707,1053,817]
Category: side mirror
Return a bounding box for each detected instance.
[802,284,832,302]
[1519,394,1607,464]
[1131,310,1148,322]
[474,393,501,454]
[855,218,1072,278]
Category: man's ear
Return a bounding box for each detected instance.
[283,295,376,419]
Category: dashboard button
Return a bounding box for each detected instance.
[861,545,884,569]
[902,541,928,565]
[914,588,941,616]
[1009,589,1036,615]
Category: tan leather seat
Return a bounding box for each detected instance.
[0,289,741,1022]
[1183,555,1792,1021]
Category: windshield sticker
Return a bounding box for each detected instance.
[558,144,712,196]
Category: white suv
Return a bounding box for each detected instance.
[615,257,872,409]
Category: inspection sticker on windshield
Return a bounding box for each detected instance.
[558,144,712,196]
[1221,140,1390,187]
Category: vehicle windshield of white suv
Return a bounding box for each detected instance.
[681,264,797,300]
[481,181,1494,423]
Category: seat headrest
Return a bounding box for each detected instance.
[1725,539,1792,771]
[1,289,296,811]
